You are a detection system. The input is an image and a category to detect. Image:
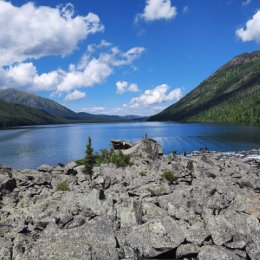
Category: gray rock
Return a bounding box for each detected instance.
[176,243,200,259]
[122,138,163,160]
[126,216,185,258]
[55,212,74,228]
[225,240,247,249]
[204,214,233,245]
[119,200,142,228]
[246,242,260,260]
[64,161,78,175]
[1,147,260,260]
[22,216,119,260]
[0,178,17,192]
[148,181,171,196]
[142,202,168,222]
[198,245,243,260]
[186,221,210,245]
[37,164,53,172]
[204,209,260,247]
[0,237,12,260]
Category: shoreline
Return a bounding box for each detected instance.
[2,147,260,171]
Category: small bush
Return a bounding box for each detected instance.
[139,171,147,176]
[76,148,133,169]
[75,158,84,165]
[161,171,178,184]
[56,181,69,191]
[110,151,132,168]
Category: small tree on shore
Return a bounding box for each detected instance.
[84,137,95,187]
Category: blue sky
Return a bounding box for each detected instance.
[0,0,259,116]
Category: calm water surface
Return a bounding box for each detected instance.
[0,122,260,169]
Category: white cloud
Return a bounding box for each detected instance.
[130,84,182,108]
[57,59,113,92]
[64,90,86,101]
[236,10,260,43]
[0,2,104,66]
[80,106,105,114]
[136,0,177,22]
[0,42,145,94]
[56,45,145,92]
[116,81,139,94]
[242,0,251,6]
[4,62,62,91]
[128,84,139,92]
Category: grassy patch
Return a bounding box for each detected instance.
[56,180,70,191]
[161,171,178,184]
[139,171,147,176]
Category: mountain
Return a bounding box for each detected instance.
[149,51,260,124]
[0,100,59,127]
[0,88,141,127]
[0,88,76,119]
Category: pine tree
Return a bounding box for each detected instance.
[84,137,95,186]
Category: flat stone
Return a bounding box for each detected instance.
[198,245,242,260]
[37,164,53,172]
[176,243,200,258]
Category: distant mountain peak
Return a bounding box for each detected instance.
[226,51,260,68]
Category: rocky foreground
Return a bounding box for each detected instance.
[0,140,260,260]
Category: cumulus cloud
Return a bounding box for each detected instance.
[130,84,182,108]
[136,0,177,22]
[4,62,62,92]
[0,1,104,66]
[56,45,145,92]
[64,90,86,101]
[0,42,145,94]
[116,81,139,94]
[236,10,260,43]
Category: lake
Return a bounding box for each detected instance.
[0,122,260,169]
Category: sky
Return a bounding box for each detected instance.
[0,0,259,116]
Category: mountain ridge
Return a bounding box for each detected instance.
[0,88,141,127]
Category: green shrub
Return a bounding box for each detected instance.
[76,148,133,169]
[56,180,70,191]
[139,171,147,176]
[110,151,132,168]
[95,149,132,168]
[75,158,85,165]
[161,171,178,184]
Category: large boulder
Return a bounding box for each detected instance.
[198,245,243,260]
[21,216,119,260]
[126,216,185,258]
[122,138,163,159]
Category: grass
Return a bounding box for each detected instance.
[139,171,147,176]
[56,180,70,191]
[161,170,178,184]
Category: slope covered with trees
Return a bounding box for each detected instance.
[0,100,59,127]
[149,51,260,124]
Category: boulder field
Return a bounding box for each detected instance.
[0,141,260,260]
